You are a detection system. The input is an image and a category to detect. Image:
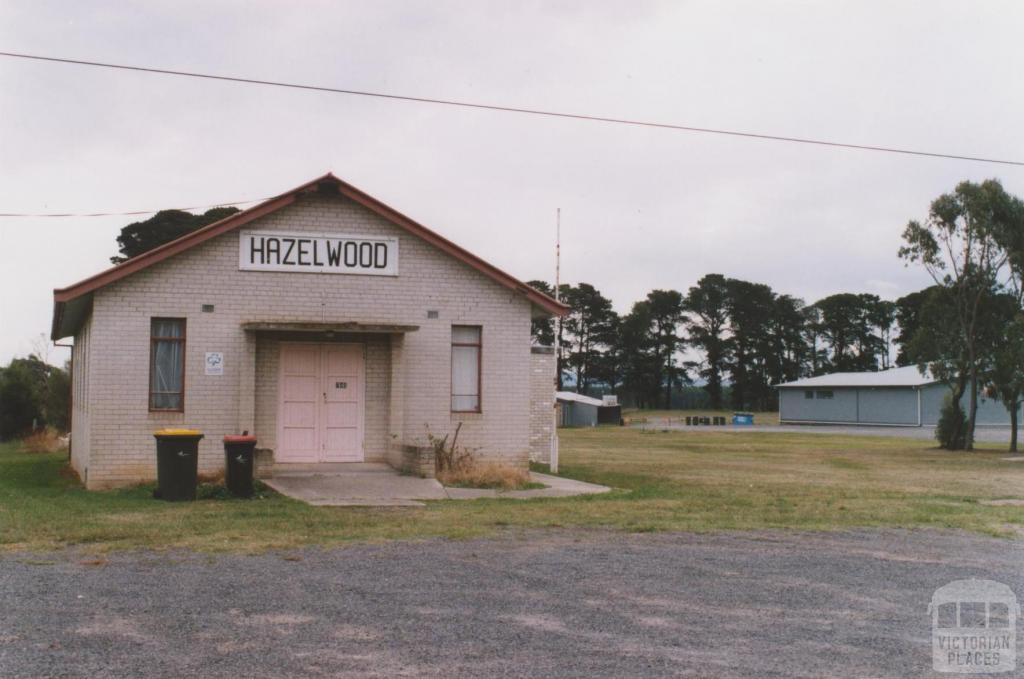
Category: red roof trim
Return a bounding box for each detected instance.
[326,175,566,316]
[51,173,567,333]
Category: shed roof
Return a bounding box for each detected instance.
[776,365,937,389]
[556,391,604,406]
[51,173,568,339]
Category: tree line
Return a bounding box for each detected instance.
[528,278,915,413]
[531,179,1024,452]
[898,179,1024,451]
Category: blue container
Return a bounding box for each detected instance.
[732,412,754,426]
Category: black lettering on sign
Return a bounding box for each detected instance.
[359,242,373,268]
[297,239,311,266]
[335,382,347,389]
[265,237,280,264]
[242,234,393,273]
[282,238,296,265]
[249,236,265,264]
[326,240,342,266]
[343,241,358,267]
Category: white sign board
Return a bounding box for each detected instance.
[239,231,398,276]
[204,352,224,376]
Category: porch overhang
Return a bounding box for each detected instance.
[241,321,420,335]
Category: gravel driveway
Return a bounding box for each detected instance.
[2,530,1021,678]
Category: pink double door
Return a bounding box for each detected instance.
[277,343,364,463]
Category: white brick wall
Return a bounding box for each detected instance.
[70,314,93,481]
[75,189,538,488]
[528,346,556,463]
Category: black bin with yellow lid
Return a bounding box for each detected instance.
[153,429,204,501]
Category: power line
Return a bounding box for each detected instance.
[0,197,271,218]
[2,50,1023,168]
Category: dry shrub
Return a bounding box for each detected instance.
[429,422,473,473]
[429,422,533,489]
[22,428,65,454]
[437,461,534,490]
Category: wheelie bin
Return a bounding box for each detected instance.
[153,429,204,501]
[223,434,258,498]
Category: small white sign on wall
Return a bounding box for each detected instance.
[204,352,224,376]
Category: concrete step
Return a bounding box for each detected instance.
[270,462,396,477]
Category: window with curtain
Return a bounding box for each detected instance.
[451,325,481,412]
[150,318,185,411]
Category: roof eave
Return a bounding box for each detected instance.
[49,172,570,336]
[50,298,64,341]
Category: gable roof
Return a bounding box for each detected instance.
[775,365,937,389]
[556,391,605,407]
[52,173,568,339]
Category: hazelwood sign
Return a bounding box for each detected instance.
[239,231,399,276]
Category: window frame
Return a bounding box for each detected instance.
[816,390,834,400]
[450,325,482,414]
[149,317,187,412]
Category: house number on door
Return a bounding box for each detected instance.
[335,382,347,389]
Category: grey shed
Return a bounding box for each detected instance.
[776,366,1021,426]
[556,391,602,427]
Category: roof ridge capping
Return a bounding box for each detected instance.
[52,172,568,339]
[776,365,937,389]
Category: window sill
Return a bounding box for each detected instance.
[148,410,186,419]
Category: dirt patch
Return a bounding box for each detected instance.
[76,616,150,642]
[242,613,316,626]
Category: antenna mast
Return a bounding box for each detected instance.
[554,207,561,365]
[551,207,561,473]
[555,208,561,302]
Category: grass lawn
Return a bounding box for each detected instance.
[1,428,1022,553]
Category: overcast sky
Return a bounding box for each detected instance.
[2,1,1022,365]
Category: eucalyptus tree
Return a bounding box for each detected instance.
[986,190,1024,450]
[986,300,1024,452]
[899,180,1016,450]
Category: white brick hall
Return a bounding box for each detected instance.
[52,173,566,489]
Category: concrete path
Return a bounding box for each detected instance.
[264,464,447,507]
[265,465,611,506]
[444,472,611,500]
